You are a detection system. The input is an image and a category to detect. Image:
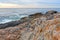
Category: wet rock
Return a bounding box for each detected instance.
[0,21,20,29]
[20,17,29,22]
[0,19,28,29]
[29,12,43,18]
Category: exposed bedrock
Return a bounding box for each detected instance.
[0,10,60,40]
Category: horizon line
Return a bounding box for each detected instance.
[0,7,58,9]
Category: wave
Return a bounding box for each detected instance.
[0,15,28,24]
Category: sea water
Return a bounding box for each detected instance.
[0,8,60,24]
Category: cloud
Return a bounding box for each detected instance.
[0,0,60,8]
[0,3,38,8]
[0,3,23,8]
[1,0,60,4]
[0,3,37,8]
[0,2,60,8]
[18,0,60,3]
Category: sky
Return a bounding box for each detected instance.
[0,0,60,8]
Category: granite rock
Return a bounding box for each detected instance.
[0,10,60,40]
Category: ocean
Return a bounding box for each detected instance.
[0,8,60,24]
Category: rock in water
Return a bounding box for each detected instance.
[29,12,43,18]
[46,10,57,15]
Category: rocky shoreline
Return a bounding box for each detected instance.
[0,10,58,29]
[0,10,60,40]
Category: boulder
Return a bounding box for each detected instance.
[46,10,57,15]
[29,12,43,18]
[45,10,58,20]
[20,17,29,22]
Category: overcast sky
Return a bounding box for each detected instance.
[0,0,60,8]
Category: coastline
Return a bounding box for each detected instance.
[0,10,58,29]
[0,10,60,40]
